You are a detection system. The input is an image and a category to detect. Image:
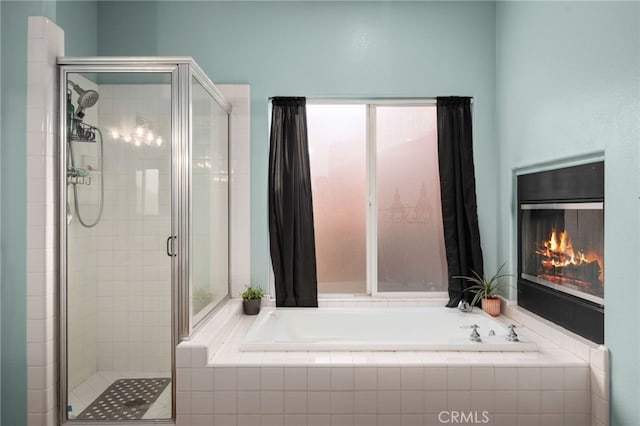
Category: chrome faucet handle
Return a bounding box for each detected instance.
[506,324,519,342]
[458,300,472,312]
[469,324,481,342]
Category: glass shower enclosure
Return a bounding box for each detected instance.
[58,57,230,423]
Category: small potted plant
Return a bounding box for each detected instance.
[241,285,264,315]
[455,263,510,317]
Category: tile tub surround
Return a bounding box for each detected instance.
[502,300,610,426]
[176,298,600,426]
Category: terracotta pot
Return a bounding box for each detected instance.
[242,298,262,315]
[481,297,500,317]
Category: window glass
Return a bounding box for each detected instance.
[304,102,447,294]
[375,106,447,292]
[307,104,367,293]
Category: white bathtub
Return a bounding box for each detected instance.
[240,307,537,352]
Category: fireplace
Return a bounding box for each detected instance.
[521,203,604,303]
[517,161,604,343]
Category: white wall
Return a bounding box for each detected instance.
[218,84,251,298]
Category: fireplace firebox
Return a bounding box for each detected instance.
[517,161,604,343]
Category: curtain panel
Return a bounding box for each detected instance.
[268,97,318,307]
[436,97,485,307]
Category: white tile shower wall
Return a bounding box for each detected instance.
[218,84,251,298]
[66,74,100,390]
[26,16,63,426]
[95,83,172,373]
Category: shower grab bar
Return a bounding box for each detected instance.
[166,236,176,257]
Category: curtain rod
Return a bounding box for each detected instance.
[268,96,473,104]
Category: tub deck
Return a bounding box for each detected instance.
[175,298,607,426]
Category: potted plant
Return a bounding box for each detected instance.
[241,285,264,315]
[455,263,510,317]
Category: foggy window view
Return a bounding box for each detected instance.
[375,106,447,292]
[307,103,447,294]
[307,105,367,293]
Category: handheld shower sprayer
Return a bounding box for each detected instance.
[66,77,103,228]
[67,79,100,142]
[67,79,99,119]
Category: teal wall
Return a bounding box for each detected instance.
[0,2,96,424]
[96,0,499,292]
[496,2,640,425]
[56,1,98,57]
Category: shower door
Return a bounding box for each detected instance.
[61,66,177,422]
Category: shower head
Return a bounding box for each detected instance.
[68,79,99,118]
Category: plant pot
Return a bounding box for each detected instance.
[242,298,262,315]
[481,297,501,316]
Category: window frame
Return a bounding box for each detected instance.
[269,98,449,299]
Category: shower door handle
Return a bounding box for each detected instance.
[166,236,176,257]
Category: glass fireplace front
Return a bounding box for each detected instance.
[520,202,604,305]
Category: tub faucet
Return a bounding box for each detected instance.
[469,324,481,342]
[506,324,519,342]
[458,300,473,313]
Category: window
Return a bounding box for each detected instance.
[307,102,448,294]
[307,105,367,293]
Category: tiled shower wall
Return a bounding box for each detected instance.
[66,80,173,380]
[25,16,63,426]
[94,83,173,373]
[66,74,100,390]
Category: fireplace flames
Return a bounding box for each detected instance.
[535,228,603,289]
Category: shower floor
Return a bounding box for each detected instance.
[68,371,171,420]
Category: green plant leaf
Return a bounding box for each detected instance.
[241,285,264,300]
[453,262,512,306]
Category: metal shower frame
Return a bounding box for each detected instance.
[57,57,232,425]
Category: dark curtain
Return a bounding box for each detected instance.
[437,97,485,307]
[268,97,318,307]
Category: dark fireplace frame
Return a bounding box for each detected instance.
[517,161,604,344]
